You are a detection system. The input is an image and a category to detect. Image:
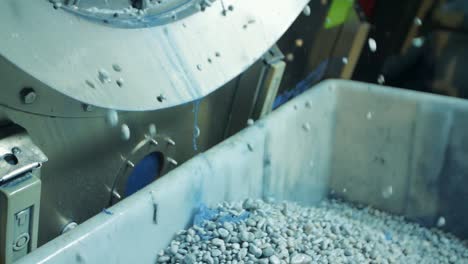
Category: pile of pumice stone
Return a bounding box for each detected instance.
[157,198,468,264]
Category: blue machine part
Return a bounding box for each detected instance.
[273,60,329,109]
[125,152,163,197]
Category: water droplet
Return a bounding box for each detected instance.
[436,216,446,227]
[286,53,294,62]
[116,78,124,87]
[414,17,422,26]
[85,80,95,89]
[106,110,119,127]
[377,74,385,84]
[368,38,377,52]
[157,94,166,102]
[121,124,131,141]
[412,37,425,48]
[98,69,111,84]
[112,64,122,72]
[303,5,311,16]
[382,186,393,199]
[194,126,201,138]
[149,124,157,137]
[295,39,304,48]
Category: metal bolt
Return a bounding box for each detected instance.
[126,160,135,168]
[61,222,78,234]
[165,137,176,146]
[21,88,37,104]
[112,190,121,200]
[82,104,94,112]
[167,157,178,166]
[11,147,21,155]
[149,138,158,146]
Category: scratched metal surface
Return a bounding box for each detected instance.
[0,0,309,111]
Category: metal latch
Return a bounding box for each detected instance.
[0,131,47,264]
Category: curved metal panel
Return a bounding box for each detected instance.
[0,0,309,111]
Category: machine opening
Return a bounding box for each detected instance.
[3,154,18,165]
[124,152,163,197]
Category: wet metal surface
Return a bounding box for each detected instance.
[0,0,309,111]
